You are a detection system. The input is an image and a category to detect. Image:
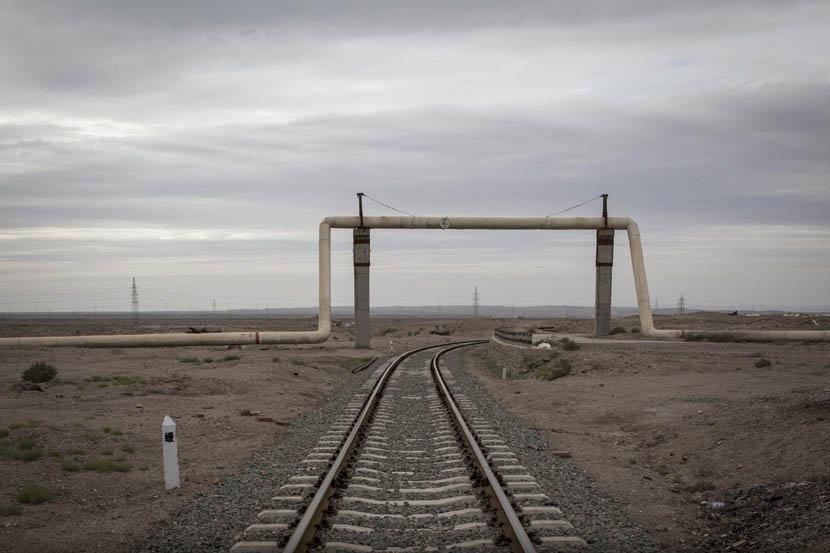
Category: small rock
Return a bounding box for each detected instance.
[256,417,274,423]
[135,403,144,409]
[551,450,571,458]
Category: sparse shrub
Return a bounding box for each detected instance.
[559,337,581,351]
[102,427,123,436]
[16,437,36,450]
[85,374,144,385]
[0,428,8,439]
[0,440,43,462]
[222,354,241,362]
[179,357,200,364]
[61,460,81,472]
[0,503,22,516]
[65,447,85,456]
[379,327,395,336]
[630,326,641,334]
[203,357,214,363]
[22,362,57,383]
[120,444,136,454]
[590,362,605,371]
[16,484,55,504]
[754,358,772,368]
[609,326,627,335]
[47,449,62,459]
[272,357,280,363]
[83,459,131,473]
[15,449,43,462]
[290,358,306,366]
[535,358,573,380]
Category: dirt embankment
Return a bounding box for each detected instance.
[460,315,830,552]
[0,317,374,553]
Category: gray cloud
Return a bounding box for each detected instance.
[1,1,829,311]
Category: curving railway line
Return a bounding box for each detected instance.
[231,342,586,553]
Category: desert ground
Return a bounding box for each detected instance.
[1,313,828,552]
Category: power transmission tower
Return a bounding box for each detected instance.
[130,277,140,325]
[677,293,685,316]
[212,299,217,313]
[472,287,480,318]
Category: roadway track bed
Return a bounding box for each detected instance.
[137,343,658,553]
[443,346,660,553]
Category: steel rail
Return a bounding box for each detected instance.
[282,341,483,553]
[432,342,538,553]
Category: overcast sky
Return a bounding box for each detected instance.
[1,1,829,312]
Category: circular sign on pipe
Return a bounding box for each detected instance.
[439,217,450,230]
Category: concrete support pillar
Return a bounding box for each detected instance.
[353,228,371,348]
[595,229,614,336]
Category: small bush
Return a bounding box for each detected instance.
[0,441,43,462]
[8,421,41,430]
[83,459,131,473]
[754,358,772,368]
[203,357,214,363]
[222,354,241,362]
[179,357,200,364]
[609,326,627,335]
[16,437,36,450]
[0,428,8,439]
[16,484,56,504]
[290,358,306,366]
[65,447,85,456]
[14,449,43,462]
[272,357,280,363]
[85,374,144,385]
[120,444,136,454]
[630,326,641,334]
[102,427,123,436]
[22,362,57,383]
[535,358,573,380]
[559,337,581,351]
[0,503,23,516]
[61,460,81,472]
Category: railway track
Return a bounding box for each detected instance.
[231,342,586,553]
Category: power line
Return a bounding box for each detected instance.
[545,195,604,217]
[472,286,480,318]
[362,193,417,217]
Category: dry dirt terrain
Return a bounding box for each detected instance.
[1,313,828,552]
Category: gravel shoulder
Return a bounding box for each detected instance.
[443,345,660,553]
[135,354,382,552]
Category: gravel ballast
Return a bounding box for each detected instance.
[135,344,658,552]
[443,345,660,553]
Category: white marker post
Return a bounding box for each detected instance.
[162,415,180,490]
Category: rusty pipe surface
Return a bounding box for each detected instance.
[2,216,827,346]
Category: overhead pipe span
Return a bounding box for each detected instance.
[1,216,827,347]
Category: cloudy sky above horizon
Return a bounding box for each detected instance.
[1,1,829,312]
